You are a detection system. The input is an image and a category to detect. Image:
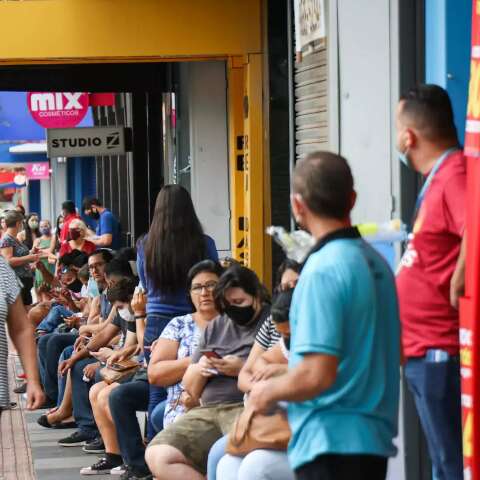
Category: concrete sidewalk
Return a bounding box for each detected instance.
[4,351,110,480]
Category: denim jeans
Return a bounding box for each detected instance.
[109,379,150,470]
[70,357,100,438]
[144,313,174,440]
[404,354,463,480]
[207,435,228,480]
[37,333,77,403]
[217,450,295,480]
[37,304,73,333]
[150,399,167,433]
[57,345,74,406]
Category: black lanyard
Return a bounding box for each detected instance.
[301,227,361,270]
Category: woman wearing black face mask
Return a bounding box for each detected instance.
[215,265,270,325]
[215,287,296,480]
[146,265,270,480]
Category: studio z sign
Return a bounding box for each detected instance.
[27,92,89,128]
[47,127,127,158]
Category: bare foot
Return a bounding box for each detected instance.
[47,410,71,424]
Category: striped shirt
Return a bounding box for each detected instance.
[0,256,20,407]
[255,315,281,350]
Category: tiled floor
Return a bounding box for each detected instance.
[3,351,110,480]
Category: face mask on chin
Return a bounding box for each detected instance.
[224,304,257,326]
[397,148,412,169]
[90,209,100,220]
[118,306,134,322]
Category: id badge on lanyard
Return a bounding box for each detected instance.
[410,147,458,230]
[397,148,458,275]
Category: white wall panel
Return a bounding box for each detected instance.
[188,61,231,254]
[336,0,394,225]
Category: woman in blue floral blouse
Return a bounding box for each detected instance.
[148,259,224,427]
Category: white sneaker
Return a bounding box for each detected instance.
[110,465,127,475]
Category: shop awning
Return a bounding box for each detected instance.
[9,142,47,154]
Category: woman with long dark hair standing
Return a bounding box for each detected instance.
[136,185,218,440]
[17,212,41,250]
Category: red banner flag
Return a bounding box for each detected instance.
[461,2,480,479]
[89,93,116,107]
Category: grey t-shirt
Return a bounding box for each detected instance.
[192,312,262,406]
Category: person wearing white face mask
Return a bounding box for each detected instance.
[78,277,141,475]
[395,85,466,480]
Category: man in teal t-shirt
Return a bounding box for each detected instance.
[249,151,400,480]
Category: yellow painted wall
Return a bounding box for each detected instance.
[0,0,262,64]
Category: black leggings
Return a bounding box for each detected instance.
[19,277,34,306]
[295,454,387,480]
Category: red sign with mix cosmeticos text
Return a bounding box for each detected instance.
[27,92,89,129]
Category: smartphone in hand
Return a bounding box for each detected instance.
[202,350,223,359]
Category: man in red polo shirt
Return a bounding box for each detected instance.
[396,85,466,480]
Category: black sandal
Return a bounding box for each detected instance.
[37,414,77,429]
[0,402,18,411]
[37,414,53,428]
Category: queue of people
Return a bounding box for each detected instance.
[0,84,466,480]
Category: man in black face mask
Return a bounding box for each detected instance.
[82,197,121,250]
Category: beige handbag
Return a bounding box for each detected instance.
[99,358,141,385]
[226,404,291,456]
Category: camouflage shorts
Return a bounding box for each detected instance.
[149,402,243,474]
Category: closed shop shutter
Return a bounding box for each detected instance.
[294,46,328,159]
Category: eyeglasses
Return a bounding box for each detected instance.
[89,261,106,272]
[190,281,218,295]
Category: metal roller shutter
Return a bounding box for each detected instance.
[295,46,328,159]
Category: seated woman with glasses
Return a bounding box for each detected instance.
[148,260,224,432]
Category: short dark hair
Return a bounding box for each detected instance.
[271,288,294,324]
[62,201,76,215]
[114,247,137,263]
[83,197,102,211]
[400,84,458,142]
[59,251,88,268]
[105,258,134,278]
[15,204,26,216]
[77,264,90,282]
[292,151,354,220]
[88,249,113,264]
[213,265,270,313]
[276,259,301,286]
[4,210,23,228]
[107,277,138,304]
[187,260,224,291]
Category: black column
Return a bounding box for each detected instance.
[130,92,151,240]
[399,3,431,480]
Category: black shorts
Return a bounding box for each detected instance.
[295,454,387,480]
[19,276,34,306]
